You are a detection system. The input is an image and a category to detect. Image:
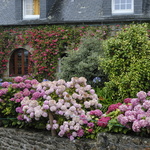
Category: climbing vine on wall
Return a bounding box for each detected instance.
[0,25,111,81]
[0,23,149,81]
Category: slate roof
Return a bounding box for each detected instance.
[47,0,150,23]
[0,0,16,25]
[48,0,103,22]
[0,0,150,26]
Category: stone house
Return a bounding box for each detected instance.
[0,0,150,78]
[0,0,150,26]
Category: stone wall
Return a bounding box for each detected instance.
[0,127,150,150]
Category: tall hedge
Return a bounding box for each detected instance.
[101,23,150,100]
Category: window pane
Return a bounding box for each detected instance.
[121,4,125,9]
[26,5,32,9]
[26,0,33,4]
[127,0,131,3]
[115,5,120,10]
[127,4,131,9]
[121,0,125,3]
[24,51,28,67]
[9,49,31,76]
[24,0,34,15]
[26,10,33,15]
[115,0,120,4]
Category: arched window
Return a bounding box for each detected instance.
[9,48,32,76]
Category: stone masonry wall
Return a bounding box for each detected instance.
[0,128,150,150]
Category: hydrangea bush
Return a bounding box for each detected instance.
[18,77,103,140]
[0,76,40,128]
[0,76,104,140]
[1,76,150,140]
[117,91,150,136]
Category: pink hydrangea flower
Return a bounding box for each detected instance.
[72,132,77,137]
[136,91,147,100]
[18,82,26,88]
[30,79,39,85]
[25,83,32,88]
[17,115,24,120]
[90,89,95,94]
[147,91,150,96]
[132,120,141,132]
[50,106,57,112]
[46,124,51,130]
[69,106,76,111]
[52,123,59,129]
[0,88,8,96]
[124,98,132,104]
[69,136,74,141]
[139,119,147,128]
[77,129,84,137]
[14,76,24,82]
[131,98,140,106]
[61,105,67,111]
[11,83,18,88]
[84,101,91,108]
[89,109,103,117]
[137,114,146,120]
[88,128,93,133]
[24,80,31,84]
[30,112,34,118]
[43,104,49,110]
[127,115,136,122]
[16,107,23,113]
[119,104,129,112]
[58,130,65,137]
[87,122,94,127]
[97,117,111,127]
[42,112,48,117]
[125,110,136,116]
[106,103,122,114]
[32,91,41,99]
[117,115,128,126]
[2,82,10,88]
[23,88,31,96]
[143,100,150,109]
[44,100,49,105]
[14,92,23,98]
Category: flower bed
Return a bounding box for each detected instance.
[0,76,150,141]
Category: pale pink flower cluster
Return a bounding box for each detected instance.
[118,91,150,132]
[46,120,59,130]
[20,77,103,140]
[21,97,48,121]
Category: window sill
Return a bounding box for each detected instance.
[112,12,134,15]
[23,15,40,20]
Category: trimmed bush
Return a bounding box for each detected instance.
[57,37,107,87]
[101,23,150,100]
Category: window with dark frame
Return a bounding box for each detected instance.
[9,49,32,76]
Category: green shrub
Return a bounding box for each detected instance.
[57,37,107,87]
[101,23,150,100]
